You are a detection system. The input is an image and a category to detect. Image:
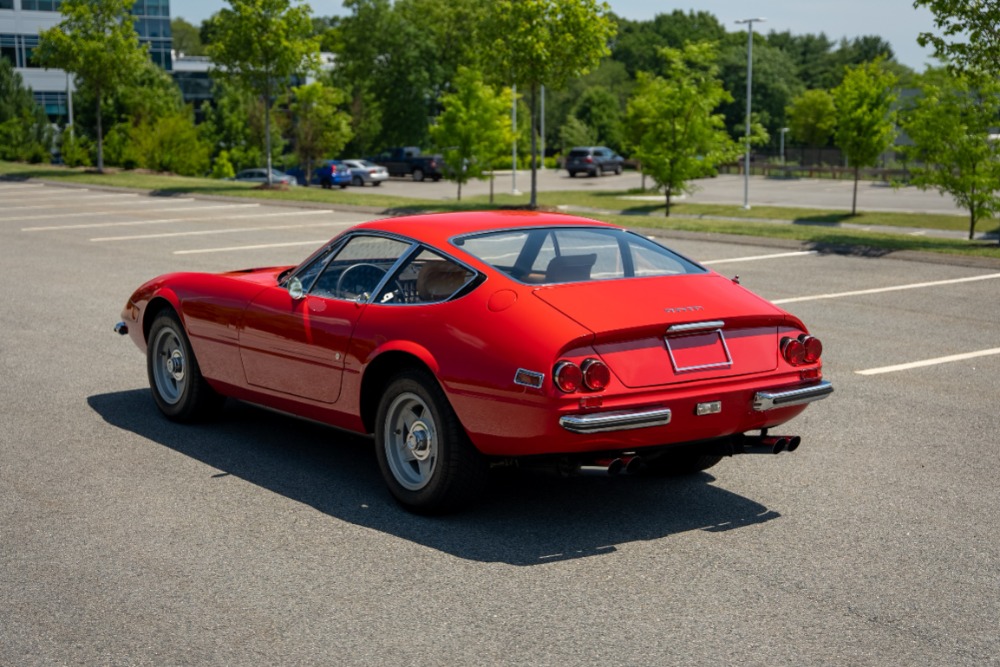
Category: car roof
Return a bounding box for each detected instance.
[352,210,616,248]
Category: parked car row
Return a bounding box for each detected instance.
[233,146,626,190]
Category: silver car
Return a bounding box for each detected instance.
[233,168,297,186]
[341,159,389,187]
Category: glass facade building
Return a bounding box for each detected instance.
[1,0,172,121]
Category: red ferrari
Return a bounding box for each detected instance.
[116,211,832,512]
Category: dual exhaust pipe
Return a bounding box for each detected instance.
[577,455,646,476]
[741,434,801,455]
[574,433,803,476]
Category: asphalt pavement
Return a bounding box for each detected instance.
[1,181,998,666]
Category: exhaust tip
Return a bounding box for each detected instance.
[785,436,801,452]
[114,321,129,336]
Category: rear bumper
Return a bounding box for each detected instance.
[752,380,833,411]
[560,407,672,434]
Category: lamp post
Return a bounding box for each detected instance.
[735,17,765,209]
[780,127,789,165]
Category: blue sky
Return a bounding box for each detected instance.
[170,0,940,71]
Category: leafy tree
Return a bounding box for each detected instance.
[612,10,726,78]
[717,35,804,145]
[35,0,148,172]
[0,59,52,163]
[832,59,899,214]
[786,89,837,149]
[201,82,282,172]
[207,0,320,184]
[131,110,211,175]
[901,73,1000,240]
[625,43,742,216]
[171,17,205,56]
[559,115,597,154]
[767,31,838,90]
[543,59,632,159]
[914,0,1000,77]
[429,67,513,200]
[483,0,616,208]
[569,87,623,153]
[280,82,353,184]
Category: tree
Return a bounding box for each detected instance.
[35,0,148,172]
[483,0,616,208]
[280,82,353,185]
[625,43,742,216]
[902,73,1000,240]
[786,89,837,149]
[429,67,513,200]
[569,87,623,153]
[914,0,1000,77]
[612,10,726,78]
[0,59,52,163]
[171,17,205,56]
[207,0,320,185]
[832,59,898,215]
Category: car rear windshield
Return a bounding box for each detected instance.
[568,149,589,158]
[454,227,706,284]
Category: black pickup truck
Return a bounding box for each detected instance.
[372,147,444,182]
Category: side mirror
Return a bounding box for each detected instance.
[288,276,305,300]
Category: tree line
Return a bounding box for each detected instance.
[1,0,998,237]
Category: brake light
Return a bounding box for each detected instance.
[782,335,823,366]
[585,156,593,163]
[581,359,610,391]
[801,335,823,363]
[781,337,806,365]
[554,361,583,393]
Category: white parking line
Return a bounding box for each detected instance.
[857,348,1000,375]
[773,273,1000,304]
[14,204,260,226]
[1,194,139,207]
[92,218,347,241]
[20,204,262,229]
[175,240,330,255]
[6,197,197,210]
[703,250,817,265]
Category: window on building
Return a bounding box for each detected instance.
[0,0,15,11]
[1,34,16,65]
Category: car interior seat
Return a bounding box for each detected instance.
[544,254,597,283]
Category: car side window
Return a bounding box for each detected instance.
[310,235,412,301]
[375,248,476,305]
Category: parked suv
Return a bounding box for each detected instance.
[565,146,624,177]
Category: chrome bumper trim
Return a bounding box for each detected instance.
[560,407,672,434]
[114,321,129,336]
[753,380,833,411]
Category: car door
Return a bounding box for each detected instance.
[238,234,413,404]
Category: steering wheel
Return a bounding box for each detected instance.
[336,263,388,300]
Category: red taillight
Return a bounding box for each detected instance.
[782,335,823,366]
[581,358,610,391]
[585,156,593,163]
[781,337,806,365]
[554,361,583,393]
[801,335,823,363]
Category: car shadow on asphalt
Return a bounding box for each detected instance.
[89,390,780,566]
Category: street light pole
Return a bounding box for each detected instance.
[735,17,765,210]
[780,127,789,165]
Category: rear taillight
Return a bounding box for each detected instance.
[782,335,823,366]
[554,359,609,393]
[581,359,610,391]
[801,335,823,363]
[554,361,583,393]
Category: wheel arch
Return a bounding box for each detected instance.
[142,293,182,343]
[359,349,439,434]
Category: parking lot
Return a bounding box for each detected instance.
[1,181,998,666]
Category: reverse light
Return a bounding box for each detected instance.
[554,361,583,393]
[581,359,611,391]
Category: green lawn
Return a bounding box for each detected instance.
[3,160,998,259]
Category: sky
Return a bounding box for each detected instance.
[169,0,941,72]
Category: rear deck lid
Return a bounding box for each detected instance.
[533,274,787,386]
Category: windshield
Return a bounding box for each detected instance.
[454,227,706,285]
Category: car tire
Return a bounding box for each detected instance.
[614,164,622,175]
[643,449,722,476]
[352,176,364,187]
[412,168,425,182]
[375,369,488,513]
[569,171,577,178]
[147,310,223,422]
[373,181,382,187]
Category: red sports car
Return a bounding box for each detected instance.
[116,211,832,512]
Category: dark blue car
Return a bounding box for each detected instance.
[314,160,351,189]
